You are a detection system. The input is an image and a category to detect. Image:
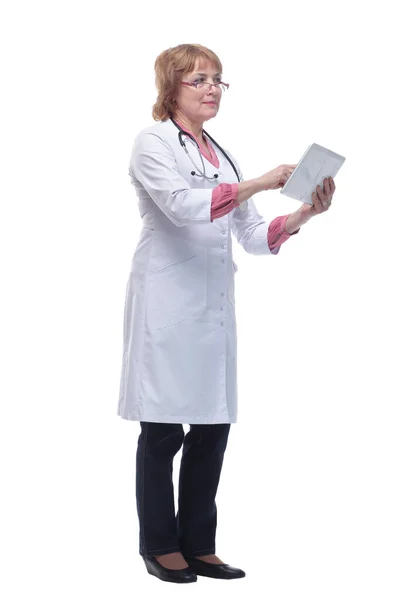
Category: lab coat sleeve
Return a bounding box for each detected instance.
[223,149,278,255]
[129,131,213,227]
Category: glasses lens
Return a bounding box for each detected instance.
[195,81,227,92]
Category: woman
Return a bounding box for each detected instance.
[118,43,336,584]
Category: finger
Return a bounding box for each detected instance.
[312,191,322,212]
[316,185,326,205]
[311,192,316,209]
[323,178,330,195]
[318,185,331,210]
[317,186,330,211]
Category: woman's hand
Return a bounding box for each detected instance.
[259,164,297,191]
[300,177,336,218]
[284,177,337,233]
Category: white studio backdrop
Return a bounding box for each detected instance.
[1,1,399,599]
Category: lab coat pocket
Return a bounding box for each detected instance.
[146,236,207,330]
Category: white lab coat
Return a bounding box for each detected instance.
[117,118,279,424]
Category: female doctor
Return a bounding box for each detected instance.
[118,43,336,584]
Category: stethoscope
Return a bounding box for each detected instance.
[170,117,241,183]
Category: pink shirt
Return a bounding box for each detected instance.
[175,120,299,251]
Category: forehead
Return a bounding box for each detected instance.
[191,59,220,75]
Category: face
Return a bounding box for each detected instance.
[174,59,222,125]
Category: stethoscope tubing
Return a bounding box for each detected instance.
[170,118,241,183]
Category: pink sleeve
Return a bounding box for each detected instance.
[210,183,240,222]
[210,188,300,252]
[268,215,300,251]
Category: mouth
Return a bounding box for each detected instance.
[204,102,217,106]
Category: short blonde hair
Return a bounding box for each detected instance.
[152,43,223,122]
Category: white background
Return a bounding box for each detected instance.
[1,0,399,598]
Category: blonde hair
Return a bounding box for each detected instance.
[152,43,223,122]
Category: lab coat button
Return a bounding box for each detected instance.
[220,307,224,311]
[221,322,224,326]
[222,230,226,234]
[221,293,224,297]
[221,245,224,249]
[221,259,224,263]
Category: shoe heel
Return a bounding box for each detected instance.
[143,556,197,583]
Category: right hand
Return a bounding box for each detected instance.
[259,164,297,191]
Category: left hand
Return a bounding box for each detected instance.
[301,177,336,217]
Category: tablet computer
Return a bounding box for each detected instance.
[281,143,345,205]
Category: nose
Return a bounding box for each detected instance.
[205,84,219,97]
[206,82,220,91]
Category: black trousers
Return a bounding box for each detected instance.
[136,421,231,558]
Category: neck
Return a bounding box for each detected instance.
[173,111,204,139]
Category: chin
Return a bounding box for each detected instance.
[204,109,218,118]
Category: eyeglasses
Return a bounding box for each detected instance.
[181,78,230,92]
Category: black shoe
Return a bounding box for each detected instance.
[183,555,246,579]
[143,555,197,583]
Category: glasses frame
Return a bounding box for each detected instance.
[181,80,230,92]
